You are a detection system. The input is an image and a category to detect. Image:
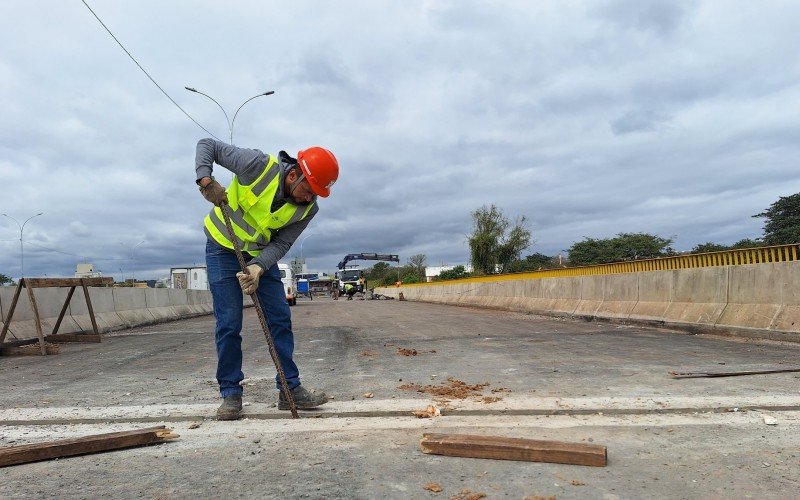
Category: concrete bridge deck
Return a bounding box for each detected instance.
[2,298,799,498]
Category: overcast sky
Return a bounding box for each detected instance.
[2,1,799,281]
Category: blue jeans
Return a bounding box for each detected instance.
[205,239,300,397]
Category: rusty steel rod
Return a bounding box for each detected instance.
[220,203,299,418]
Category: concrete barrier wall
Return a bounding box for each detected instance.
[377,261,800,341]
[0,287,213,340]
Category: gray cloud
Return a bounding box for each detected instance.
[593,0,697,37]
[1,1,799,281]
[610,108,671,135]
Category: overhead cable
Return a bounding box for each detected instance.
[79,0,222,141]
[25,240,130,262]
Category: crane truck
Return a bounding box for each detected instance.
[335,253,399,295]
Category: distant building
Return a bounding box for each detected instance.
[75,263,102,278]
[170,265,208,290]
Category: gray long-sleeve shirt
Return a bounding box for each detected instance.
[195,138,318,271]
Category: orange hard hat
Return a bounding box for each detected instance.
[297,147,339,197]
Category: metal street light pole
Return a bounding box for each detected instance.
[120,240,145,283]
[184,87,275,145]
[131,240,145,282]
[2,212,43,280]
[299,233,314,271]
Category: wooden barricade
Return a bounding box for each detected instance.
[0,277,113,356]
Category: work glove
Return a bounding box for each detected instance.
[237,263,264,295]
[199,178,228,206]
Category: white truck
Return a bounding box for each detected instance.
[278,263,297,306]
[335,253,400,295]
[335,267,364,295]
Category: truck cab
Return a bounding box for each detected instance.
[335,267,364,295]
[278,263,297,306]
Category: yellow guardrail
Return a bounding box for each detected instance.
[401,243,800,287]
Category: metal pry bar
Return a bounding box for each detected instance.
[220,203,299,418]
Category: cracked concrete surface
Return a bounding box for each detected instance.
[2,299,799,498]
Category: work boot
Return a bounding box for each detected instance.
[278,385,328,410]
[216,394,243,420]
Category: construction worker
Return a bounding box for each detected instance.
[343,282,356,300]
[195,138,338,420]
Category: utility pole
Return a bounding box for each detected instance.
[2,212,43,280]
[184,87,274,145]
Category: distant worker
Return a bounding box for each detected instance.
[343,282,356,300]
[195,138,338,420]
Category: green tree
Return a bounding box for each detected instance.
[505,252,557,272]
[754,193,800,245]
[399,270,423,284]
[365,262,392,284]
[691,239,764,254]
[567,233,674,266]
[0,273,14,286]
[436,265,470,281]
[406,254,427,280]
[468,204,531,274]
[729,238,764,249]
[691,242,729,253]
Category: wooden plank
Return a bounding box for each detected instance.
[24,281,47,355]
[420,433,607,467]
[0,338,40,348]
[25,277,113,288]
[0,344,60,356]
[50,286,77,336]
[45,333,102,343]
[81,281,101,336]
[0,281,24,344]
[0,426,179,467]
[670,368,800,379]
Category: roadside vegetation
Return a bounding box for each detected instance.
[360,192,800,285]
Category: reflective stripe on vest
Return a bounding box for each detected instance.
[203,155,316,255]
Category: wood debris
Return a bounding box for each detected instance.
[0,342,59,356]
[399,377,490,401]
[412,405,441,418]
[423,482,443,492]
[0,426,179,467]
[420,433,607,467]
[450,489,486,500]
[397,347,418,356]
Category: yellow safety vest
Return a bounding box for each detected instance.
[204,155,316,256]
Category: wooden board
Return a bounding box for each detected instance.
[0,344,60,356]
[45,333,102,343]
[0,426,179,467]
[25,277,113,288]
[420,433,607,467]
